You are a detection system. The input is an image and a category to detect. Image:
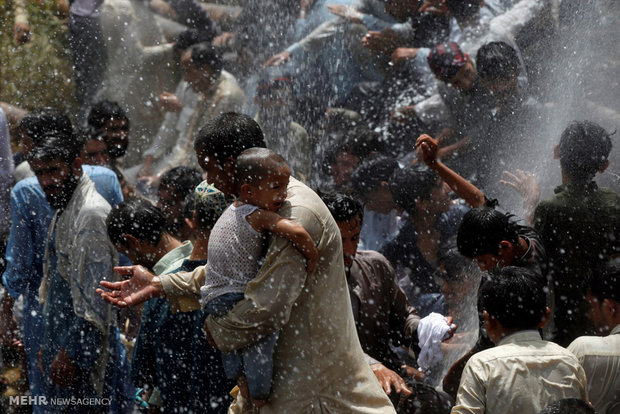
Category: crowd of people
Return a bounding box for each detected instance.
[0,0,619,413]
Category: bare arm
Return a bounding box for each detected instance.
[416,134,485,208]
[247,209,318,274]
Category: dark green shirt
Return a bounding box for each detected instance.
[534,182,620,345]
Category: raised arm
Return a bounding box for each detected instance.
[416,134,485,208]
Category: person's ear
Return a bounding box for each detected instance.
[538,307,551,328]
[600,159,610,173]
[553,144,560,159]
[185,215,197,232]
[240,183,253,197]
[124,234,141,253]
[497,240,513,260]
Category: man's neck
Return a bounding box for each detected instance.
[189,232,210,260]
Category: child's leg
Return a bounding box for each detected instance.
[204,293,245,380]
[240,330,280,401]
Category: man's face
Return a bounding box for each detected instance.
[197,150,235,196]
[245,166,290,212]
[449,61,476,91]
[330,151,360,186]
[337,215,362,271]
[113,239,157,270]
[82,138,110,166]
[30,157,78,210]
[181,51,216,92]
[105,117,129,159]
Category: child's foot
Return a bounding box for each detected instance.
[237,376,250,399]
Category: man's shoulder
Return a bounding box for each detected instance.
[355,250,392,268]
[11,175,42,196]
[83,164,117,179]
[568,334,620,358]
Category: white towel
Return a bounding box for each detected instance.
[417,312,451,372]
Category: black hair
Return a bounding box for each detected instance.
[591,259,620,303]
[20,107,73,146]
[558,120,612,183]
[438,239,472,283]
[234,147,289,188]
[457,207,520,257]
[479,266,547,330]
[389,165,439,215]
[444,0,481,19]
[87,100,129,130]
[173,29,208,54]
[320,192,364,224]
[159,166,203,201]
[350,154,399,199]
[187,43,223,76]
[323,124,385,173]
[476,41,520,83]
[106,197,167,247]
[28,130,82,165]
[193,112,266,165]
[538,399,596,414]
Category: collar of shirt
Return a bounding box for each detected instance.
[153,241,194,275]
[497,329,541,346]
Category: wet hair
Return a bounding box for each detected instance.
[20,107,73,146]
[234,147,289,188]
[187,43,223,76]
[457,207,520,257]
[389,165,439,215]
[193,112,266,165]
[558,120,612,182]
[320,192,364,224]
[350,154,399,198]
[479,266,547,330]
[88,100,129,130]
[444,0,481,19]
[538,399,596,414]
[107,197,167,247]
[159,166,203,201]
[323,124,385,173]
[28,130,82,165]
[591,259,620,303]
[438,239,472,283]
[173,29,208,54]
[476,41,520,83]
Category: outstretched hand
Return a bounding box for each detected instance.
[97,266,164,307]
[370,363,412,396]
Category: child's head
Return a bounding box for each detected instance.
[389,165,451,217]
[476,41,520,95]
[350,154,399,214]
[457,207,521,271]
[479,266,548,339]
[428,42,476,91]
[235,147,290,211]
[557,120,612,183]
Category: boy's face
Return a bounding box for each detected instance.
[105,117,129,159]
[336,215,362,270]
[448,61,476,91]
[82,138,110,166]
[330,151,360,186]
[246,165,290,212]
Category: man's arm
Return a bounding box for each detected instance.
[206,204,321,353]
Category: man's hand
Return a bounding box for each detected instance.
[158,92,183,113]
[97,266,164,307]
[50,348,76,387]
[391,47,419,66]
[370,363,412,396]
[444,315,457,339]
[14,23,30,44]
[264,51,292,67]
[362,29,401,56]
[213,32,235,47]
[327,4,363,23]
[415,134,439,167]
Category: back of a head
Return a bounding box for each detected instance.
[539,399,597,414]
[188,43,223,76]
[558,120,612,183]
[159,166,203,200]
[320,192,364,223]
[20,107,73,146]
[591,258,620,303]
[427,41,469,82]
[457,207,519,257]
[350,154,399,197]
[234,147,289,187]
[173,29,209,54]
[107,197,167,247]
[193,181,230,232]
[193,112,266,164]
[87,100,128,129]
[479,266,547,330]
[476,41,520,83]
[389,165,438,215]
[445,0,481,20]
